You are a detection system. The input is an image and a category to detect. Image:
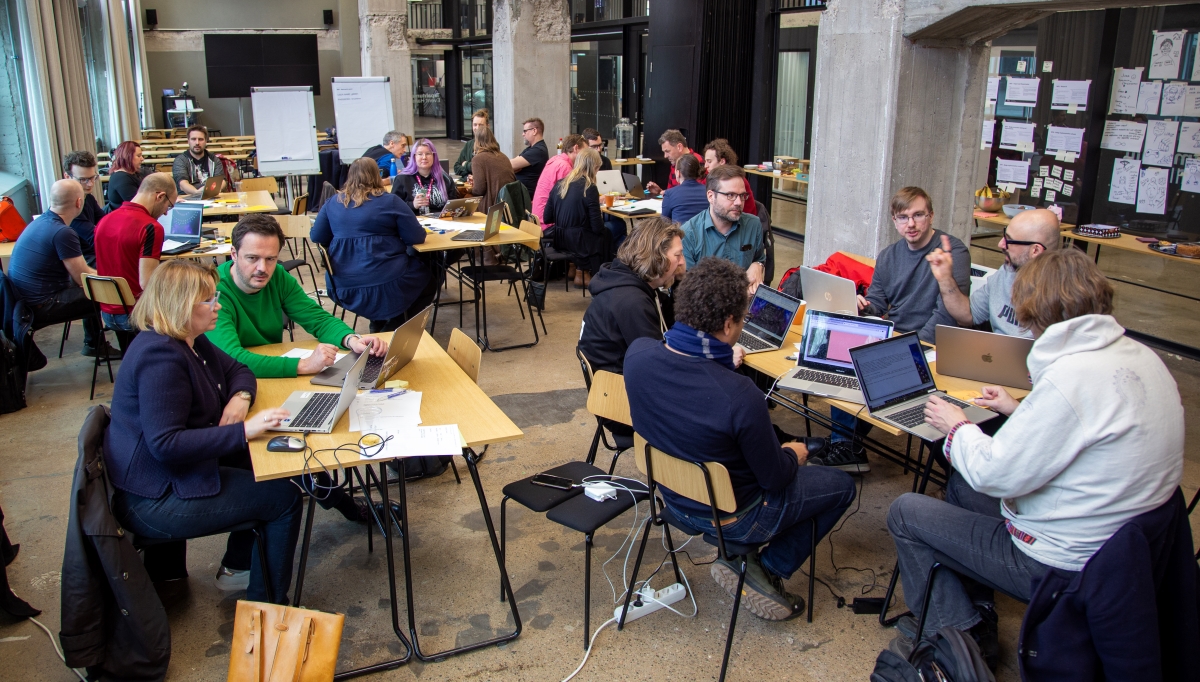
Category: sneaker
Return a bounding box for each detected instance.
[710,552,804,621]
[888,632,915,660]
[214,564,250,591]
[969,603,1001,671]
[772,425,829,461]
[808,441,870,473]
[82,341,123,359]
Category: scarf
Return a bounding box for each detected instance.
[663,322,736,371]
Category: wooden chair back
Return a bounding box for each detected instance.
[275,215,313,240]
[142,130,165,140]
[447,327,481,384]
[82,275,137,309]
[633,433,738,514]
[587,370,631,426]
[317,243,336,276]
[291,193,309,215]
[240,176,279,194]
[518,220,542,251]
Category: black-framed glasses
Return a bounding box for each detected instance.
[1001,229,1045,248]
[72,174,98,185]
[522,127,536,134]
[893,211,930,225]
[587,142,604,150]
[713,190,750,202]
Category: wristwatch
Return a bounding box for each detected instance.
[234,390,253,403]
[345,333,363,348]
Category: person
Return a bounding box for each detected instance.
[6,179,110,357]
[454,109,489,179]
[702,138,757,216]
[533,134,585,231]
[644,130,702,195]
[659,154,708,224]
[928,208,1061,337]
[310,157,435,333]
[61,151,104,266]
[581,128,613,172]
[104,259,302,604]
[391,138,460,215]
[171,125,226,195]
[625,257,855,621]
[94,172,175,351]
[679,165,766,291]
[468,126,517,211]
[510,117,549,197]
[105,141,144,213]
[887,248,1183,668]
[543,148,610,287]
[363,131,410,184]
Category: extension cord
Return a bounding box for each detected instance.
[613,582,686,623]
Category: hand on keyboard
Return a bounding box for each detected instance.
[922,394,969,435]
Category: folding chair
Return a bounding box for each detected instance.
[316,244,359,330]
[457,227,543,352]
[275,215,319,294]
[81,275,136,400]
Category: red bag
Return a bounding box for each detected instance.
[0,196,27,243]
[816,252,875,296]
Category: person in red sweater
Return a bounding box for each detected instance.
[645,129,703,195]
[703,138,758,216]
[94,172,175,349]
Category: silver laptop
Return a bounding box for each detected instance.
[778,310,894,402]
[736,286,803,354]
[935,325,1033,390]
[438,197,480,218]
[849,332,997,441]
[182,176,224,201]
[799,266,859,314]
[311,306,431,389]
[273,351,368,433]
[596,170,626,196]
[451,203,504,242]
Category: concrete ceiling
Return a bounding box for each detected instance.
[905,0,1193,45]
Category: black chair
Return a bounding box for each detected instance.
[315,244,359,331]
[755,200,775,286]
[457,233,543,351]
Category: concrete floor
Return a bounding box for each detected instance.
[1,199,1198,681]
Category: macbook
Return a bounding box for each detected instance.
[158,203,204,255]
[736,286,803,354]
[777,310,894,402]
[799,267,859,315]
[849,332,996,441]
[182,176,224,201]
[438,197,480,218]
[273,351,367,433]
[622,173,646,199]
[935,325,1033,390]
[451,203,504,242]
[311,306,431,389]
[596,170,626,196]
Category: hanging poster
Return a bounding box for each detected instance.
[999,121,1036,151]
[1142,120,1179,167]
[996,159,1030,189]
[1137,167,1169,214]
[981,119,996,148]
[1161,81,1188,115]
[1136,81,1163,115]
[1108,159,1141,205]
[1149,30,1186,80]
[1183,158,1200,193]
[1004,77,1040,106]
[987,77,1000,103]
[1045,126,1086,154]
[1050,80,1090,111]
[1186,86,1200,116]
[1109,67,1142,114]
[1179,122,1200,154]
[1100,120,1147,153]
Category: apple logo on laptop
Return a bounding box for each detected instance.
[824,292,832,301]
[981,353,993,363]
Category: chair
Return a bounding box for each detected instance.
[619,434,817,682]
[314,181,337,213]
[447,327,481,383]
[456,226,544,352]
[81,275,135,400]
[238,176,279,194]
[290,193,309,216]
[515,219,549,314]
[755,200,776,286]
[577,351,633,470]
[315,244,359,330]
[275,215,319,294]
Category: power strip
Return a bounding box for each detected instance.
[613,582,687,624]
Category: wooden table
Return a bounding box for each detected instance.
[0,240,13,272]
[196,191,278,217]
[973,211,1075,233]
[611,158,655,166]
[1063,229,1200,267]
[746,167,808,201]
[411,212,539,253]
[602,197,662,227]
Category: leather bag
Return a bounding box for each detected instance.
[227,600,344,682]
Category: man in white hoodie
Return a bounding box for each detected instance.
[886,249,1184,665]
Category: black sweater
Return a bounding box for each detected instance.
[391,172,460,214]
[578,259,672,374]
[543,178,603,234]
[105,171,140,214]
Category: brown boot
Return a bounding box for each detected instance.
[567,263,577,280]
[573,268,584,287]
[583,270,593,287]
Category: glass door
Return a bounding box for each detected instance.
[570,39,623,137]
[461,48,493,126]
[412,54,448,138]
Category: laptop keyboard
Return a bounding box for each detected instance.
[360,354,384,383]
[452,230,485,242]
[888,395,974,428]
[288,392,340,430]
[738,332,773,352]
[792,368,859,390]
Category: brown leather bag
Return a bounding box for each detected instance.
[227,600,344,682]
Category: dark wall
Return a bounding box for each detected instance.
[645,0,703,185]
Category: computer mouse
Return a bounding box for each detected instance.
[266,435,306,452]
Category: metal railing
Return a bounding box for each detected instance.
[408,1,444,29]
[776,0,825,8]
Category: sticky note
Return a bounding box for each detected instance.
[1044,190,1057,202]
[384,379,409,389]
[1064,152,1078,163]
[1051,166,1063,178]
[1054,151,1068,162]
[1043,61,1054,73]
[1040,166,1050,177]
[1064,170,1075,182]
[1018,61,1027,73]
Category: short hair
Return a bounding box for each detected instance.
[581,128,603,143]
[675,154,702,181]
[472,108,490,121]
[658,129,687,147]
[109,141,142,174]
[523,117,545,135]
[131,260,218,340]
[705,164,745,192]
[891,186,933,216]
[231,214,285,252]
[383,130,407,146]
[562,133,586,153]
[617,217,685,283]
[474,126,501,155]
[1012,248,1113,333]
[186,125,208,141]
[137,172,176,197]
[62,150,97,174]
[703,138,738,167]
[674,257,749,335]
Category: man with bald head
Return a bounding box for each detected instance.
[94,172,176,349]
[927,208,1061,337]
[6,179,110,356]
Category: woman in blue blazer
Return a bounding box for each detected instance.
[104,260,300,604]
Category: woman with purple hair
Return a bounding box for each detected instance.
[390,138,460,215]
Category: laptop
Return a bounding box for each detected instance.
[935,325,1033,390]
[799,266,859,315]
[777,310,894,402]
[848,332,997,441]
[182,176,224,201]
[736,286,803,354]
[310,306,432,389]
[158,203,204,255]
[596,170,626,196]
[438,197,480,218]
[622,173,646,199]
[451,203,505,242]
[272,351,368,433]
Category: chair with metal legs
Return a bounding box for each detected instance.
[316,244,359,330]
[81,275,135,400]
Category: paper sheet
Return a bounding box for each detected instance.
[363,424,464,459]
[1004,77,1040,106]
[981,120,996,148]
[1039,166,1050,177]
[1051,166,1062,178]
[1100,120,1147,153]
[1182,158,1200,194]
[348,390,423,432]
[999,121,1036,151]
[1136,81,1163,115]
[1142,120,1179,167]
[1064,170,1075,182]
[1045,126,1085,154]
[1137,167,1169,215]
[1108,159,1141,205]
[996,159,1030,189]
[986,77,1000,103]
[1062,184,1074,198]
[1031,178,1044,194]
[1050,80,1090,110]
[1150,30,1186,80]
[1179,122,1200,154]
[1044,177,1063,193]
[280,348,349,363]
[1187,86,1200,116]
[1044,190,1057,203]
[1193,46,1200,82]
[1108,67,1142,115]
[1161,81,1188,116]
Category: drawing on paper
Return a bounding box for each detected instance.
[1108,159,1140,205]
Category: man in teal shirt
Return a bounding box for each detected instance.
[680,165,766,292]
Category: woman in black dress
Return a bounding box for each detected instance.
[543,148,611,287]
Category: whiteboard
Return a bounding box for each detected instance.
[332,77,395,161]
[250,86,320,176]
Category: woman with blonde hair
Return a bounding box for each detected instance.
[544,148,610,286]
[104,260,301,604]
[310,157,434,332]
[467,125,516,211]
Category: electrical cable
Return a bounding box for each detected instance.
[560,617,617,682]
[9,588,87,682]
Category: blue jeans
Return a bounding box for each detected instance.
[667,465,856,580]
[101,312,139,350]
[887,472,1056,637]
[830,406,873,444]
[604,216,628,250]
[113,467,302,604]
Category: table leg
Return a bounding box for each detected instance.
[291,496,318,606]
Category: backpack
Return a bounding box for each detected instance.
[871,627,995,682]
[388,456,452,481]
[0,197,27,243]
[0,329,27,415]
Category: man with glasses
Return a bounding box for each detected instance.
[680,165,766,292]
[581,128,613,171]
[927,208,1060,338]
[510,117,549,196]
[62,151,103,266]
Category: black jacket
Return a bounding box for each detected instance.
[577,259,673,375]
[391,171,460,214]
[105,171,141,214]
[60,405,171,681]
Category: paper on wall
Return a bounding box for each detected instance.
[1193,45,1200,82]
[1161,81,1188,116]
[1031,178,1044,193]
[1004,77,1040,106]
[1050,80,1090,111]
[1187,86,1200,116]
[1150,31,1186,80]
[1136,81,1163,115]
[1100,120,1147,153]
[1108,159,1141,205]
[981,120,996,148]
[1039,166,1050,177]
[1182,158,1200,194]
[986,77,1000,103]
[1063,169,1075,182]
[1051,166,1063,178]
[1044,177,1064,193]
[1045,126,1085,154]
[1062,184,1074,197]
[1108,67,1142,115]
[1044,190,1057,203]
[999,121,1036,151]
[1142,120,1179,167]
[1179,122,1200,154]
[996,159,1030,189]
[1137,167,1169,214]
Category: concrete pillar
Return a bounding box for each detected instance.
[358,0,413,140]
[492,0,570,157]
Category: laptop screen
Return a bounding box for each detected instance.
[159,204,203,243]
[850,333,935,409]
[744,286,801,346]
[801,311,892,371]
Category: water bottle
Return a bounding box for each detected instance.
[615,118,634,151]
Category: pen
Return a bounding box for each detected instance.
[387,390,409,399]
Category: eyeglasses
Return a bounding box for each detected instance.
[587,142,603,150]
[202,291,221,308]
[1001,229,1046,248]
[522,127,536,134]
[893,211,930,225]
[713,190,750,203]
[72,174,98,185]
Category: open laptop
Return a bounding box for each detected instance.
[438,197,480,218]
[451,203,505,242]
[736,286,803,354]
[777,310,894,402]
[849,332,997,441]
[310,306,432,389]
[622,173,646,199]
[158,203,204,255]
[272,351,368,433]
[596,170,626,196]
[799,267,859,314]
[935,325,1033,390]
[182,176,224,201]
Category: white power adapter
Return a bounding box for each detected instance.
[584,481,619,502]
